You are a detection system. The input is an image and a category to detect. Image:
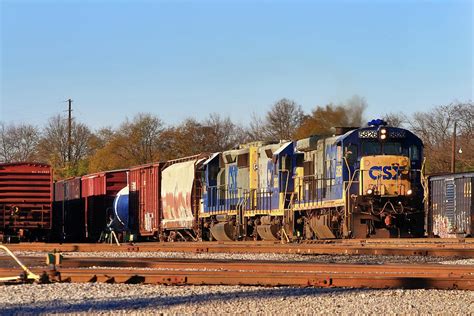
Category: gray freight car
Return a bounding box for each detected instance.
[427,172,473,238]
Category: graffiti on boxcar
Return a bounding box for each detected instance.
[432,214,454,238]
[161,160,196,229]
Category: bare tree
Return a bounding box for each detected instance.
[262,98,304,141]
[383,113,407,128]
[203,113,244,152]
[0,122,40,163]
[38,114,94,177]
[410,101,473,173]
[244,112,266,142]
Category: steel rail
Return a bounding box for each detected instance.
[0,256,473,276]
[57,269,474,290]
[56,257,474,276]
[3,241,474,257]
[0,254,472,290]
[0,265,472,290]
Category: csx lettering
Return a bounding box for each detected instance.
[369,165,402,180]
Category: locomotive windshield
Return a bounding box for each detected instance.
[361,141,403,156]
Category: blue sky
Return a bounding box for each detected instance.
[1,0,472,130]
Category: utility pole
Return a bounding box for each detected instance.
[451,121,457,173]
[67,99,73,163]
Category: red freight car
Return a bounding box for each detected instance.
[53,177,84,242]
[128,163,162,239]
[81,169,128,241]
[0,162,53,241]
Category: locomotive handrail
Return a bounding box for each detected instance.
[292,175,337,204]
[0,245,40,282]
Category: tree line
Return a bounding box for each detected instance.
[1,96,472,179]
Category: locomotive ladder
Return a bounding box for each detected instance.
[236,192,249,239]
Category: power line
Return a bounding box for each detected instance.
[67,99,73,163]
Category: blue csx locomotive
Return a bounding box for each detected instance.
[198,119,424,241]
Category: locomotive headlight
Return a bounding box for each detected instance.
[367,189,373,195]
[380,128,387,134]
[380,134,387,140]
[407,189,413,195]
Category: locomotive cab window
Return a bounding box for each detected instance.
[237,153,249,168]
[383,142,402,155]
[409,145,420,161]
[362,141,381,156]
[295,153,304,168]
[362,141,403,156]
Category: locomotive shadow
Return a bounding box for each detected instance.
[0,286,373,314]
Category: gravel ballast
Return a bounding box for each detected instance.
[0,283,472,315]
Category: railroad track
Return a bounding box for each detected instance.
[0,256,472,290]
[4,240,474,257]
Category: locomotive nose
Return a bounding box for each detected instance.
[360,155,412,196]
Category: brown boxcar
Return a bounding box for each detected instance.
[53,177,84,241]
[81,169,128,241]
[0,162,53,240]
[128,163,162,238]
[428,172,473,238]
